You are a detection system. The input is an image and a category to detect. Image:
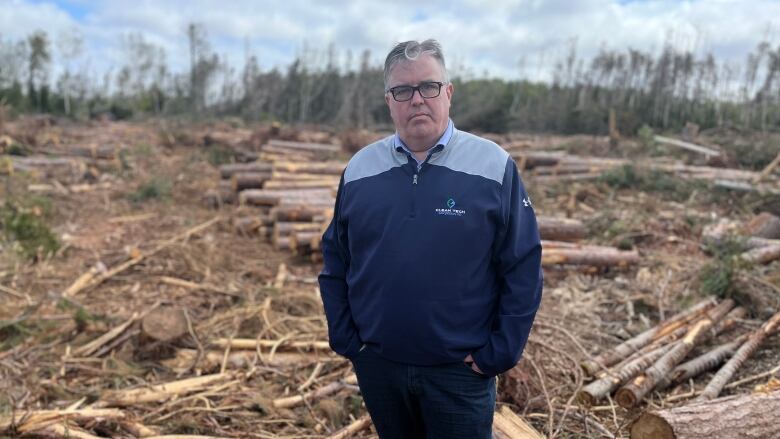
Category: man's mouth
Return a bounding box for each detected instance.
[410,113,430,121]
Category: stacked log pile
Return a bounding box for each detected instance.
[208,138,639,267]
[507,148,780,193]
[577,294,780,437]
[206,139,345,261]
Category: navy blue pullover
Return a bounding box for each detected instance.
[318,126,543,377]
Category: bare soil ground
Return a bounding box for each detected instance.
[1,117,779,438]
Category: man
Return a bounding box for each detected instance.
[319,39,542,438]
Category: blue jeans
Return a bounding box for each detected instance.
[350,347,496,439]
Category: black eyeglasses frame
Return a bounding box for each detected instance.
[386,81,447,102]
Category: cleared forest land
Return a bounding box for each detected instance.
[1,116,779,438]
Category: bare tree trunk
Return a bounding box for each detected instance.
[630,390,780,439]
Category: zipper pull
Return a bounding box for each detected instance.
[413,174,418,185]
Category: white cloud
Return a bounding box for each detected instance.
[0,0,778,85]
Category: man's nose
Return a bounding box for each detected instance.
[410,88,425,105]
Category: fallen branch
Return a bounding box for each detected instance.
[615,299,734,408]
[328,415,372,439]
[62,216,222,297]
[695,311,780,401]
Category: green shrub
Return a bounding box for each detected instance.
[129,177,171,202]
[699,237,750,299]
[637,124,655,150]
[0,202,60,260]
[600,164,705,202]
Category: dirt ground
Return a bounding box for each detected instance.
[1,117,779,438]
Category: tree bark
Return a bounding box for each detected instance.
[615,299,734,408]
[231,171,271,191]
[744,212,780,239]
[579,343,675,405]
[219,162,272,179]
[537,216,586,241]
[271,205,332,222]
[630,390,780,439]
[696,311,780,401]
[272,160,345,175]
[542,247,639,267]
[581,297,716,376]
[741,244,780,264]
[263,179,339,190]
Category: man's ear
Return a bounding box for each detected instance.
[446,82,454,100]
[385,92,391,107]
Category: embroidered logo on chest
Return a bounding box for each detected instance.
[435,197,466,217]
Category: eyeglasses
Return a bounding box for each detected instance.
[386,81,446,102]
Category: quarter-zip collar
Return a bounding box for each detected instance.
[394,119,454,169]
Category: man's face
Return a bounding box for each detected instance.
[385,54,453,148]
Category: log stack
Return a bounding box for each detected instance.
[578,295,780,414]
[211,140,640,267]
[206,139,346,261]
[508,148,780,193]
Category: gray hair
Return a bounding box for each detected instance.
[383,39,449,90]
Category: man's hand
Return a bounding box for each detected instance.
[464,354,484,375]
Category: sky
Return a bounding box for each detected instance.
[1,0,779,82]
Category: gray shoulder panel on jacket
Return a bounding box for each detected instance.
[431,130,509,184]
[343,135,403,185]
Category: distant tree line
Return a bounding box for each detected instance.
[1,24,779,135]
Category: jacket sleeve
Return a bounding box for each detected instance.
[318,174,363,359]
[471,158,543,377]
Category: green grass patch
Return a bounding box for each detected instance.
[0,202,60,260]
[128,177,171,203]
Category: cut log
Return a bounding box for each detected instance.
[744,212,780,239]
[272,160,345,175]
[579,343,675,405]
[630,390,780,439]
[290,231,321,255]
[137,307,189,360]
[615,299,735,408]
[741,244,780,264]
[239,191,280,206]
[537,216,586,241]
[271,171,341,181]
[650,306,746,391]
[233,216,272,235]
[492,405,544,439]
[271,205,332,222]
[262,179,339,190]
[653,135,722,157]
[695,311,780,401]
[231,172,271,191]
[664,334,749,387]
[218,162,272,179]
[267,139,341,154]
[140,307,188,344]
[542,247,639,267]
[581,297,716,376]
